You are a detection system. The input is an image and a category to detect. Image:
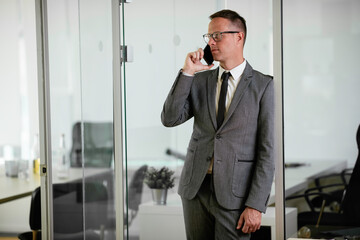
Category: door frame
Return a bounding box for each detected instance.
[35,0,53,239]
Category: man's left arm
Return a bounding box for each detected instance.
[237,78,275,233]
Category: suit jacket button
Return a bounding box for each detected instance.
[216,134,221,139]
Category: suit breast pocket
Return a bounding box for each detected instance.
[232,159,254,198]
[180,147,196,185]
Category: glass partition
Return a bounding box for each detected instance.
[47,0,116,238]
[78,1,116,238]
[284,0,360,238]
[122,1,219,239]
[122,0,278,239]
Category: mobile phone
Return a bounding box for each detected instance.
[203,45,214,65]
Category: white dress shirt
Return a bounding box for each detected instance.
[216,60,247,117]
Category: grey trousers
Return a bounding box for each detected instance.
[181,174,251,240]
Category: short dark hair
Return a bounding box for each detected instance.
[210,9,247,44]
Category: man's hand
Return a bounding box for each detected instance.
[182,48,214,75]
[236,207,262,234]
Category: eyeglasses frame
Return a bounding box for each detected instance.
[203,31,240,43]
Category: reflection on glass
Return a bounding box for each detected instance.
[52,182,108,237]
[70,122,113,168]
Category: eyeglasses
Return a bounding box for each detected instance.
[203,31,239,43]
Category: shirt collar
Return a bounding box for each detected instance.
[218,60,247,81]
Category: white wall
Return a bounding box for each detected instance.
[228,0,273,75]
[123,0,220,162]
[283,0,360,165]
[0,0,38,160]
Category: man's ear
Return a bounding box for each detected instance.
[237,32,245,46]
[239,32,245,41]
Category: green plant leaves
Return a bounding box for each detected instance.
[144,166,175,189]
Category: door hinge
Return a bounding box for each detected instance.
[120,45,134,64]
[119,0,132,5]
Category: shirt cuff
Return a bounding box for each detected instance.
[181,69,194,77]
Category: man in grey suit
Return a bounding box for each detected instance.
[161,9,274,240]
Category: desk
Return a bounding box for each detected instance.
[138,159,347,240]
[0,167,111,204]
[285,159,347,181]
[268,159,347,205]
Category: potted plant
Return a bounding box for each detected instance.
[144,166,175,205]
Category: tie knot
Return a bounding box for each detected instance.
[221,71,231,82]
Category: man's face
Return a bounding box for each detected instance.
[207,17,242,64]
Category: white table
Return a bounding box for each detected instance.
[0,167,111,204]
[285,159,347,181]
[138,159,347,240]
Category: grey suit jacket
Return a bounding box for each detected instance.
[161,62,274,213]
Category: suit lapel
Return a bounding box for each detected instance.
[207,68,219,130]
[221,63,253,128]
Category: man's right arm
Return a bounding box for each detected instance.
[161,71,194,127]
[161,48,213,127]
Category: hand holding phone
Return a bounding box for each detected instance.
[203,45,214,65]
[182,47,214,75]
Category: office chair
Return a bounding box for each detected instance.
[106,165,148,228]
[306,168,352,212]
[18,187,41,240]
[127,164,148,226]
[70,122,113,168]
[286,124,360,229]
[18,182,109,240]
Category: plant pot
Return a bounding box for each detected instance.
[151,188,168,205]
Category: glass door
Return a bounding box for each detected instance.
[36,0,121,238]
